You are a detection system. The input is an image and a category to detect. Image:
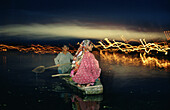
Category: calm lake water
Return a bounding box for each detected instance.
[0,51,170,110]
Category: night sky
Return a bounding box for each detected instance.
[0,0,170,44]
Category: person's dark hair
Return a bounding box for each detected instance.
[62,45,69,50]
[63,45,68,47]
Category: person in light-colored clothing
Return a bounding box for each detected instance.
[54,45,73,74]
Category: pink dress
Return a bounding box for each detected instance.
[72,51,101,84]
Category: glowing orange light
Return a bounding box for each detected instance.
[94,38,169,55]
[0,44,76,54]
[94,38,170,71]
[0,37,169,71]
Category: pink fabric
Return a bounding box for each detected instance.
[72,51,101,84]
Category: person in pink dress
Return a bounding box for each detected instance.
[70,40,101,87]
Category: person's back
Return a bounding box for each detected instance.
[72,51,101,84]
[71,40,101,87]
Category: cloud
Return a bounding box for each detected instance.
[0,22,166,40]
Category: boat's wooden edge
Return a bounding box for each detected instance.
[82,95,103,101]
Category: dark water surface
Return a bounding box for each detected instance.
[0,52,170,110]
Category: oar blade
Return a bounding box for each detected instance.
[32,66,46,73]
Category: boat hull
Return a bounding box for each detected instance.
[61,76,103,95]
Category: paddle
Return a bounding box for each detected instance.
[52,73,70,77]
[32,63,71,73]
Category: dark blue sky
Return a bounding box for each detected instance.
[1,0,170,25]
[0,0,170,43]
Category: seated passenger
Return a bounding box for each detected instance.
[71,40,101,87]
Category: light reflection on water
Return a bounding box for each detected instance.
[100,62,169,78]
[71,94,102,110]
[0,52,170,110]
[97,51,170,78]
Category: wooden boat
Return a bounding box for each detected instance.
[52,74,103,95]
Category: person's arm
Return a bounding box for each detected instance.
[70,53,74,60]
[54,53,61,66]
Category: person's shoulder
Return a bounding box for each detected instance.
[58,52,63,55]
[86,51,93,55]
[85,51,94,57]
[67,51,71,54]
